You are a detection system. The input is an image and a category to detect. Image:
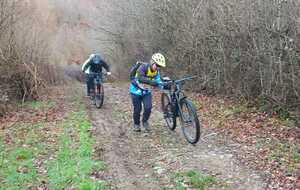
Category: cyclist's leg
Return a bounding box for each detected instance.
[142,93,152,124]
[86,74,90,96]
[131,94,142,126]
[88,74,94,95]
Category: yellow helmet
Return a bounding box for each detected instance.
[152,53,166,67]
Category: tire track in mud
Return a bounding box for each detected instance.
[87,84,163,190]
[86,83,267,190]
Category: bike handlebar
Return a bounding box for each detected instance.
[164,75,198,85]
[174,75,197,84]
[89,72,108,76]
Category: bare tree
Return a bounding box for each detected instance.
[0,0,65,115]
[96,0,299,112]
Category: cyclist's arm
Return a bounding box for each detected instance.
[154,70,162,84]
[101,60,110,72]
[152,71,165,88]
[82,59,91,72]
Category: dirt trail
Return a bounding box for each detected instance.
[86,83,266,190]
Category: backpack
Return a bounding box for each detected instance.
[129,61,142,80]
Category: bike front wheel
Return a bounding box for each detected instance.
[95,84,104,108]
[161,93,176,130]
[179,98,200,144]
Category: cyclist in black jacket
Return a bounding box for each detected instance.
[82,54,111,96]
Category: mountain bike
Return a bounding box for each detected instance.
[161,76,201,144]
[90,72,106,108]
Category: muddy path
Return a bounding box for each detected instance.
[86,82,267,190]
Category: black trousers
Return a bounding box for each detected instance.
[131,93,152,125]
[85,74,91,95]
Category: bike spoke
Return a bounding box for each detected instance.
[161,93,176,130]
[180,100,200,144]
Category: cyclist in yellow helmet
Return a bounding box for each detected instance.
[129,53,166,132]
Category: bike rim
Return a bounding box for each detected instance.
[165,104,174,126]
[161,94,175,129]
[181,102,198,142]
[95,85,104,108]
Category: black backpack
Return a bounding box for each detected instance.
[129,61,142,80]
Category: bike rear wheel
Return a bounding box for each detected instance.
[161,93,176,130]
[179,98,200,144]
[95,84,104,108]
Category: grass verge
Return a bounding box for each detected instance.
[0,123,45,190]
[174,170,216,190]
[0,87,105,190]
[47,107,106,190]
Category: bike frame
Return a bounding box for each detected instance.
[165,76,197,119]
[90,73,104,94]
[162,75,200,144]
[94,73,103,85]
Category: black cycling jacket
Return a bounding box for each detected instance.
[83,59,110,73]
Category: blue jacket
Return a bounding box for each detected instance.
[129,63,162,96]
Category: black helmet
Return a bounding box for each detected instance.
[92,54,101,64]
